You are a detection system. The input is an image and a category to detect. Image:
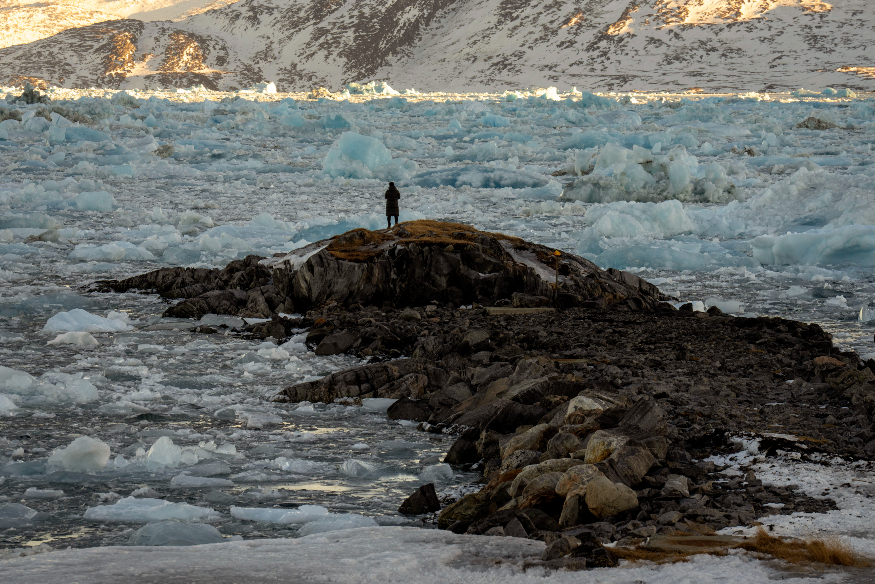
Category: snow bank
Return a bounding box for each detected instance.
[0,525,846,583]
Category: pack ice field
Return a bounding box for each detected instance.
[1,83,875,562]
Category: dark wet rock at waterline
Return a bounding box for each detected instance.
[398,483,441,515]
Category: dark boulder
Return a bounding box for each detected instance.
[398,483,441,514]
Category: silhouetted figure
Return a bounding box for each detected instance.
[385,182,400,228]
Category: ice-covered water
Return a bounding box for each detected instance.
[1,85,875,549]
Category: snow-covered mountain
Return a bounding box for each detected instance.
[0,0,873,92]
[0,0,239,49]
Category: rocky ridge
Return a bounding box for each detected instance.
[97,221,875,570]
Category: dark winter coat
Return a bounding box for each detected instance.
[384,186,400,216]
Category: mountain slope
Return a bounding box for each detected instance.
[0,0,872,93]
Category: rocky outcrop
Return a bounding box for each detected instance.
[270,300,862,567]
[97,221,668,324]
[268,221,666,312]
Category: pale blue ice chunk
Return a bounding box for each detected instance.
[85,497,220,522]
[230,504,328,524]
[75,191,115,211]
[64,127,110,143]
[410,165,549,189]
[298,514,378,536]
[129,520,225,546]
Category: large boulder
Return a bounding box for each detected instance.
[583,477,639,518]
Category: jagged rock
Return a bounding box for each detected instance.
[541,535,581,561]
[521,472,563,498]
[606,444,656,487]
[542,432,581,460]
[443,427,480,465]
[315,331,360,355]
[583,476,638,518]
[500,449,541,473]
[504,516,528,538]
[398,483,440,514]
[555,464,604,498]
[583,429,630,464]
[387,398,430,422]
[619,396,668,436]
[558,494,582,528]
[662,474,691,498]
[796,117,837,130]
[501,424,555,459]
[437,493,490,529]
[509,459,584,498]
[275,358,432,403]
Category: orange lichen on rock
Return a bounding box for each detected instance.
[325,220,526,262]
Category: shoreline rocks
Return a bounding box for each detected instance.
[96,220,874,571]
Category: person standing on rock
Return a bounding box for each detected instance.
[385,182,400,229]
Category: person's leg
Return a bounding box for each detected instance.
[393,215,398,226]
[387,216,391,229]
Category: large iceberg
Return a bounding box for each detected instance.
[44,309,133,333]
[322,132,417,181]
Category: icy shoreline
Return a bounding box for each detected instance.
[2,85,875,576]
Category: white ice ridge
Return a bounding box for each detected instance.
[0,526,849,583]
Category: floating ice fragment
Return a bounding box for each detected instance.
[0,394,18,414]
[704,297,743,314]
[75,191,115,211]
[360,398,398,413]
[84,497,220,522]
[230,504,328,524]
[129,520,226,546]
[298,513,378,536]
[0,502,45,529]
[420,463,454,483]
[340,459,384,478]
[146,436,185,470]
[47,332,99,347]
[47,436,110,473]
[860,306,875,323]
[44,309,133,332]
[23,488,64,499]
[170,474,234,488]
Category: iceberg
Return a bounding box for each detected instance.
[84,497,220,522]
[44,309,133,332]
[47,436,111,473]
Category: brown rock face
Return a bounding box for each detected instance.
[97,221,667,321]
[270,221,666,312]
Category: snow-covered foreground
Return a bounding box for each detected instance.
[0,525,865,584]
[1,85,875,577]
